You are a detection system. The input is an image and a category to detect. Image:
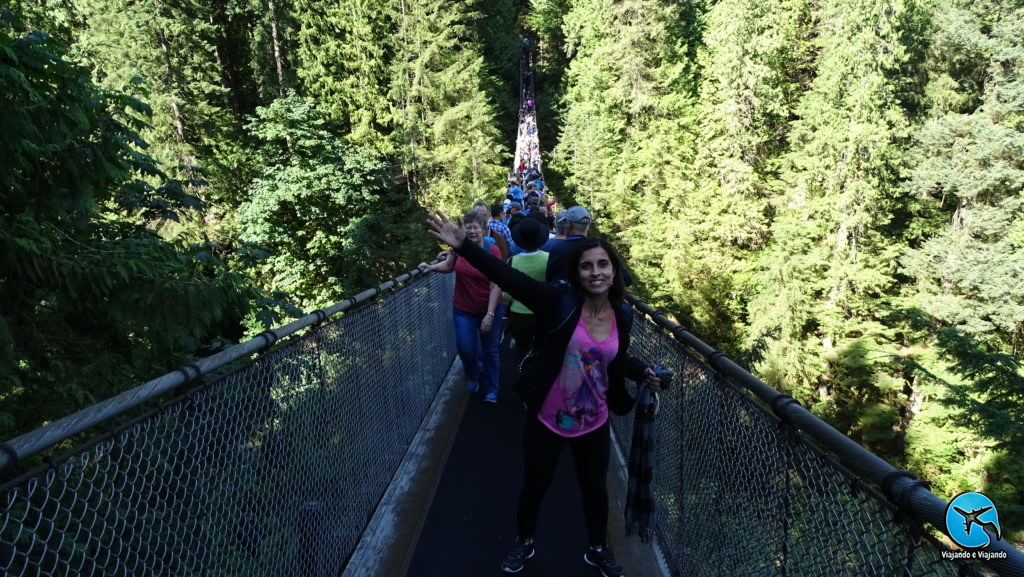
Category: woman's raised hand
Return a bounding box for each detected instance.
[426,210,466,249]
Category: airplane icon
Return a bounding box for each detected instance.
[953,505,1002,541]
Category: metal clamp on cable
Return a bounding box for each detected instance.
[311,309,328,326]
[881,469,917,500]
[898,479,930,523]
[880,469,929,522]
[769,393,802,428]
[172,362,203,397]
[173,362,203,384]
[256,330,279,352]
[706,349,728,371]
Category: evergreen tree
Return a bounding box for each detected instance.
[895,4,1024,531]
[292,0,392,151]
[635,0,809,349]
[0,15,251,439]
[902,3,1024,353]
[388,0,507,209]
[553,0,626,216]
[6,0,1023,531]
[524,0,572,159]
[474,0,520,137]
[747,0,929,448]
[694,0,806,244]
[65,0,267,233]
[72,0,230,172]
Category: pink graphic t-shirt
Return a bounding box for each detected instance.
[537,313,619,437]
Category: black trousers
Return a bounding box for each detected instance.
[517,416,610,545]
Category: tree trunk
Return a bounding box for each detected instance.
[155,24,186,144]
[212,9,244,113]
[152,1,196,171]
[268,0,286,96]
[398,0,416,196]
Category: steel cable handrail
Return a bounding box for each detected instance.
[625,293,1024,576]
[0,265,433,475]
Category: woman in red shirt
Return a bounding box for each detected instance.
[419,211,505,402]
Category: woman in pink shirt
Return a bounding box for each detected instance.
[426,211,663,577]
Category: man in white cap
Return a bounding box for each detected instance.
[541,210,569,252]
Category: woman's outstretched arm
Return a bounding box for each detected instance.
[417,249,455,274]
[427,210,558,313]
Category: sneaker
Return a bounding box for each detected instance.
[484,392,498,403]
[466,380,479,393]
[500,538,535,573]
[584,545,624,577]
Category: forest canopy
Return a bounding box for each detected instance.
[1,0,1022,541]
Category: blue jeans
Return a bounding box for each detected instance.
[453,305,504,396]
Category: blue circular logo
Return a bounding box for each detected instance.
[945,492,1002,549]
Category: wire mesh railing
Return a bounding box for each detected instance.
[0,270,456,577]
[615,295,1023,577]
[3,264,1022,576]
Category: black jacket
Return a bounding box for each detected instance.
[456,239,647,415]
[544,235,587,283]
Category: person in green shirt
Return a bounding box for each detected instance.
[505,216,551,360]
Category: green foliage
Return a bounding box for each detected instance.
[239,95,433,308]
[553,0,708,332]
[288,0,509,210]
[5,0,1024,538]
[292,0,391,150]
[387,0,507,210]
[899,312,1024,452]
[523,0,572,159]
[894,310,1024,534]
[743,0,928,434]
[473,0,520,133]
[539,0,1024,528]
[632,0,809,351]
[899,198,1024,350]
[0,16,252,439]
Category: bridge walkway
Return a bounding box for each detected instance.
[404,340,664,576]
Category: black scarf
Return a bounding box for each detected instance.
[624,386,658,543]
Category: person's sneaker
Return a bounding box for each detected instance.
[484,391,498,403]
[466,380,479,393]
[584,545,624,577]
[500,537,535,573]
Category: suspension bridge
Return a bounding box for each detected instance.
[2,39,1023,577]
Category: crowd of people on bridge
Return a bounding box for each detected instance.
[416,38,666,577]
[513,38,542,181]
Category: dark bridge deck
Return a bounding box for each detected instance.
[405,341,664,576]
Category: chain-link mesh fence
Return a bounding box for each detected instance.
[0,271,456,577]
[3,271,1015,577]
[614,306,988,577]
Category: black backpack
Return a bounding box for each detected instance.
[513,292,578,405]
